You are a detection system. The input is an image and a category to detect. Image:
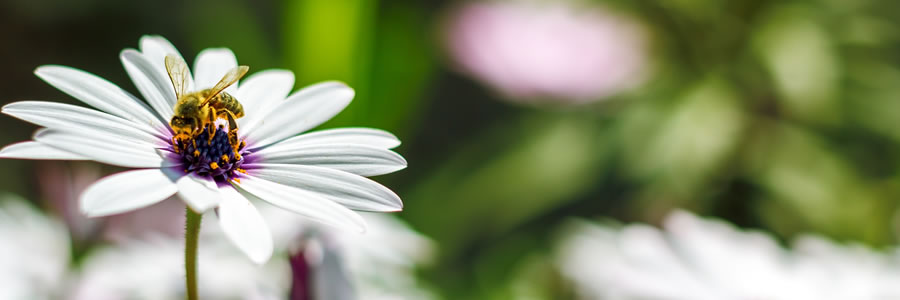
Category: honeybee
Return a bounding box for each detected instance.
[165,54,247,145]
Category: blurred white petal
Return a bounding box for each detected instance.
[307,213,436,300]
[0,195,70,300]
[555,210,900,300]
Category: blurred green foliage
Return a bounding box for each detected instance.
[4,0,900,298]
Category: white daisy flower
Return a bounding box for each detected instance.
[556,210,900,300]
[0,35,406,264]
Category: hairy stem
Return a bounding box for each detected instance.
[185,207,203,300]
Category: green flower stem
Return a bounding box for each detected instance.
[185,207,203,300]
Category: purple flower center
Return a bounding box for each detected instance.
[173,125,248,183]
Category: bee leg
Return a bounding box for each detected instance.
[225,111,239,132]
[207,107,217,142]
[234,148,242,161]
[191,117,204,139]
[171,136,179,152]
[223,111,243,159]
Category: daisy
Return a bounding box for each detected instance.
[556,210,900,300]
[0,35,407,267]
[445,0,648,104]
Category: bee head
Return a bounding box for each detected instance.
[169,115,197,137]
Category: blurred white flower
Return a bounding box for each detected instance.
[445,0,648,104]
[556,210,900,300]
[68,203,435,300]
[0,194,70,300]
[0,187,431,299]
[308,213,437,300]
[68,234,290,300]
[68,204,297,300]
[259,204,436,300]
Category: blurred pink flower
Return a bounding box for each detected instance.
[37,162,103,242]
[102,198,185,243]
[445,0,649,104]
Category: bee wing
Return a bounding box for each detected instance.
[164,55,190,99]
[202,65,249,104]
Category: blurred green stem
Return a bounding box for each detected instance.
[185,207,202,300]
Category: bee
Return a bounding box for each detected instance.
[164,54,247,146]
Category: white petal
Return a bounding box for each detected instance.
[0,141,88,160]
[34,129,174,168]
[254,127,400,152]
[236,70,295,134]
[141,36,179,62]
[216,186,273,264]
[80,168,179,217]
[34,65,164,128]
[244,81,354,148]
[139,35,192,88]
[139,35,195,92]
[3,101,165,143]
[193,48,238,92]
[235,176,366,232]
[121,49,177,120]
[176,174,221,213]
[251,143,407,177]
[249,164,402,211]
